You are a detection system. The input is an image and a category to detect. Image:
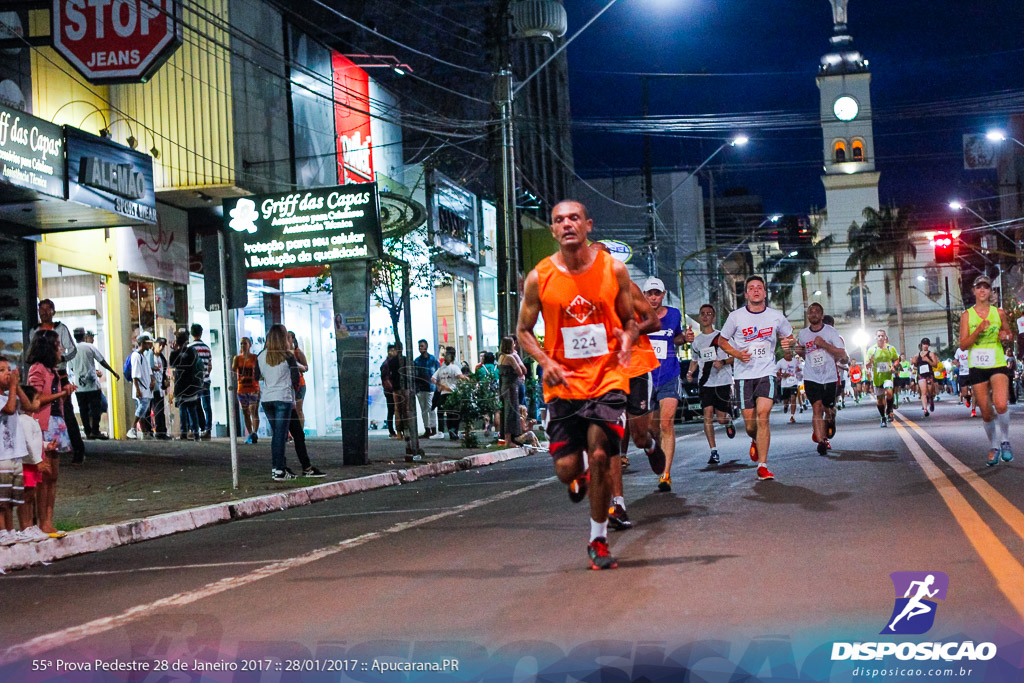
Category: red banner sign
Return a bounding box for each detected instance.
[52,0,182,84]
[332,52,374,184]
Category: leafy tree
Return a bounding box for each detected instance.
[846,205,917,355]
[444,373,500,446]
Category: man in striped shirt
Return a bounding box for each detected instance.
[188,323,213,439]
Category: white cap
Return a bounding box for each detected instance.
[643,277,665,293]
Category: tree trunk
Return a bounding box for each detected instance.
[389,305,402,344]
[893,256,907,356]
[859,269,867,331]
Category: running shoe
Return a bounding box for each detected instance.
[749,439,758,462]
[880,417,887,428]
[644,433,666,475]
[825,438,832,451]
[789,416,795,424]
[620,454,630,470]
[707,451,720,465]
[568,472,589,503]
[929,399,935,412]
[987,449,1000,467]
[817,440,828,456]
[1000,441,1014,462]
[657,473,672,492]
[971,409,977,418]
[756,465,775,481]
[587,537,618,570]
[726,421,736,439]
[608,504,632,531]
[887,411,895,422]
[924,410,930,418]
[826,414,837,439]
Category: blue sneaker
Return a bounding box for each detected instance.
[1000,441,1013,462]
[987,449,1000,467]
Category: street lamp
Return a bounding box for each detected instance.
[986,129,1024,150]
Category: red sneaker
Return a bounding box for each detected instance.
[587,537,618,570]
[825,439,832,451]
[757,465,775,481]
[749,439,758,462]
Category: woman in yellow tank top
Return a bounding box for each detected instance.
[958,275,1013,466]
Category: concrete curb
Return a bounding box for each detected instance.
[0,447,530,573]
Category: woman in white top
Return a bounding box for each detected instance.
[256,324,298,481]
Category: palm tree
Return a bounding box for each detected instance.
[846,205,917,355]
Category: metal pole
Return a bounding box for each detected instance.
[707,169,717,309]
[945,275,954,351]
[643,76,657,276]
[216,230,239,489]
[859,270,867,332]
[498,68,519,338]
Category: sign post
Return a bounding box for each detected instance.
[224,185,382,464]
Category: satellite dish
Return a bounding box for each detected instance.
[379,192,427,239]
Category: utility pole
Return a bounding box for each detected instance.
[492,0,517,340]
[706,168,717,310]
[944,275,954,352]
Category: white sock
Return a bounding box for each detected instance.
[590,518,608,542]
[996,410,1010,443]
[983,419,998,449]
[612,496,625,509]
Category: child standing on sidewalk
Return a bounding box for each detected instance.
[0,358,27,545]
[17,384,47,542]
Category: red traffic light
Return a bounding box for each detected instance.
[933,232,955,263]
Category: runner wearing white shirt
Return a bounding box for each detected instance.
[775,350,801,424]
[685,303,736,466]
[796,303,848,455]
[719,275,796,481]
[954,346,973,415]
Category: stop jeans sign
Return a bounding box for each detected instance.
[52,0,183,84]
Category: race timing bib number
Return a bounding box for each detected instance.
[810,352,827,367]
[970,348,996,368]
[919,364,931,374]
[699,348,716,363]
[876,362,890,373]
[562,324,609,360]
[651,338,669,359]
[748,343,770,360]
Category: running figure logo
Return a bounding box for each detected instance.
[881,571,949,635]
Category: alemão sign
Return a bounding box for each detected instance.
[225,185,382,274]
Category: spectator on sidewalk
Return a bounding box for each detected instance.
[431,349,465,440]
[188,324,213,439]
[413,339,439,438]
[388,341,410,440]
[233,337,261,444]
[287,331,310,430]
[67,327,119,440]
[475,351,499,435]
[255,324,301,481]
[126,334,154,439]
[16,384,46,542]
[148,337,171,440]
[0,357,27,546]
[26,330,76,537]
[170,330,203,441]
[30,299,85,464]
[497,337,525,446]
[381,344,398,438]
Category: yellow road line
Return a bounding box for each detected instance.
[891,421,1024,622]
[895,411,1024,545]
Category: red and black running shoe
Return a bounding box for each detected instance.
[587,537,618,570]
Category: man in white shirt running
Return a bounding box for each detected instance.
[775,349,802,424]
[719,275,796,481]
[954,346,973,416]
[797,303,848,455]
[685,303,736,466]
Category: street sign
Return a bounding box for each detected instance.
[52,0,183,84]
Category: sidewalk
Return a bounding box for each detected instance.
[0,430,533,572]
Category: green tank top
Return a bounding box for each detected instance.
[967,306,1005,369]
[898,363,912,379]
[867,344,900,386]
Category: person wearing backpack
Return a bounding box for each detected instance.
[170,330,203,441]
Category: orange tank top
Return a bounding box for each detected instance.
[536,250,630,401]
[628,331,660,379]
[235,354,259,394]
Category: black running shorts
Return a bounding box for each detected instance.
[735,376,777,410]
[547,391,627,460]
[780,385,798,400]
[700,384,732,414]
[967,366,1012,386]
[805,380,838,408]
[627,372,653,416]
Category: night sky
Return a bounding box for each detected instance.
[565,0,1024,224]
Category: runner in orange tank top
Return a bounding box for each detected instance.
[518,200,638,570]
[591,242,662,531]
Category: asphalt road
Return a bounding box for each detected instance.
[2,396,1023,682]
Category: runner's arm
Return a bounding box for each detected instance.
[998,308,1013,343]
[958,311,975,351]
[713,334,751,363]
[630,282,660,335]
[516,270,569,388]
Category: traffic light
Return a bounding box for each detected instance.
[933,232,955,263]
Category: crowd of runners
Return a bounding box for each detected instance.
[514,199,1018,571]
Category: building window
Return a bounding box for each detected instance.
[852,139,864,161]
[926,266,940,297]
[834,140,847,163]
